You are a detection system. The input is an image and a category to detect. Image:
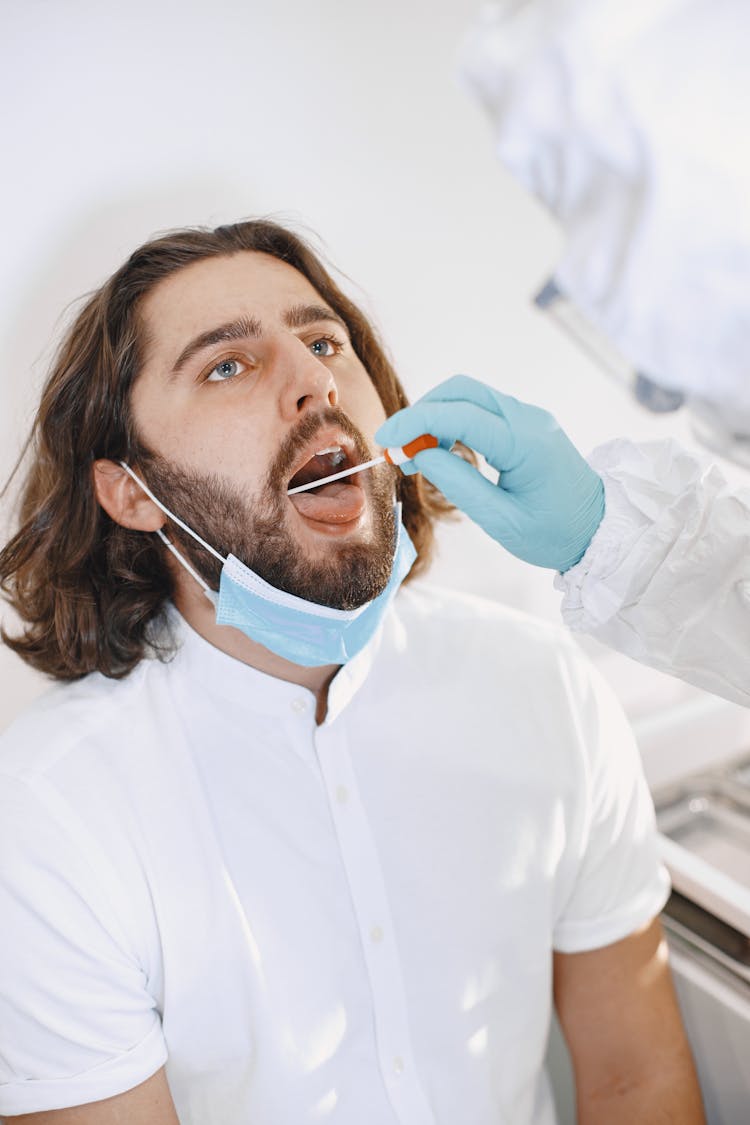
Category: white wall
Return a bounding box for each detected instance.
[0,0,742,742]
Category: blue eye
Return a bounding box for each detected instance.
[206,358,245,382]
[310,337,339,357]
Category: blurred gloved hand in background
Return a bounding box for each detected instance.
[376,375,605,573]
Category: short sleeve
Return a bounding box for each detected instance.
[0,774,167,1116]
[552,656,671,953]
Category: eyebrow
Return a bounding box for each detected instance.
[169,303,349,379]
[283,303,348,333]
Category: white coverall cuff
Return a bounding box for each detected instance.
[553,437,703,631]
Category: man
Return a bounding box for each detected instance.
[0,220,703,1124]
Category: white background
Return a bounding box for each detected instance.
[0,0,744,751]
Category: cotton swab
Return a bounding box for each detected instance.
[287,434,438,495]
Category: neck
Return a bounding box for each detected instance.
[173,578,338,722]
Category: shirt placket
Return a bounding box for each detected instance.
[314,719,436,1125]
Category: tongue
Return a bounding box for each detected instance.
[288,481,365,523]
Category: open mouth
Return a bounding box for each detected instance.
[287,444,354,493]
[286,438,367,526]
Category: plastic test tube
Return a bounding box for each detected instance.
[382,433,439,465]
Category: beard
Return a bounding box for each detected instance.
[133,408,398,610]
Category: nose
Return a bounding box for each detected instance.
[278,337,339,421]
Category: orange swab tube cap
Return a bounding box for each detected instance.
[384,433,439,467]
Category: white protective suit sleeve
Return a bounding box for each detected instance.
[554,439,750,706]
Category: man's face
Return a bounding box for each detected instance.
[130,251,396,609]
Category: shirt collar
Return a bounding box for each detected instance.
[161,603,384,723]
[322,620,384,726]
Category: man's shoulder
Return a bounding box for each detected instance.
[0,655,162,783]
[394,581,578,657]
[389,581,604,704]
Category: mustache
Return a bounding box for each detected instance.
[266,407,374,491]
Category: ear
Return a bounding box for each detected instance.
[92,459,165,532]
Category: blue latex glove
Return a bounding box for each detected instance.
[376,375,605,572]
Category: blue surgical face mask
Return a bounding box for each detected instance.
[119,462,416,667]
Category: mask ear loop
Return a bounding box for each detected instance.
[155,528,215,600]
[119,462,225,603]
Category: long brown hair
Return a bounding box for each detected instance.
[0,219,457,681]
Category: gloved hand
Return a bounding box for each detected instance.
[375,375,605,572]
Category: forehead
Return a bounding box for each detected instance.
[139,251,327,356]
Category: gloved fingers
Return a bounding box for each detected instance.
[376,400,515,474]
[406,374,520,414]
[397,460,420,476]
[407,446,519,530]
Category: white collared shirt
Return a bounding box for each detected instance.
[0,585,668,1123]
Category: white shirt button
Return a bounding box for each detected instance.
[393,1056,405,1075]
[370,924,384,943]
[335,785,349,804]
[290,698,308,714]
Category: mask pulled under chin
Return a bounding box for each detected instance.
[118,463,416,669]
[206,507,417,667]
